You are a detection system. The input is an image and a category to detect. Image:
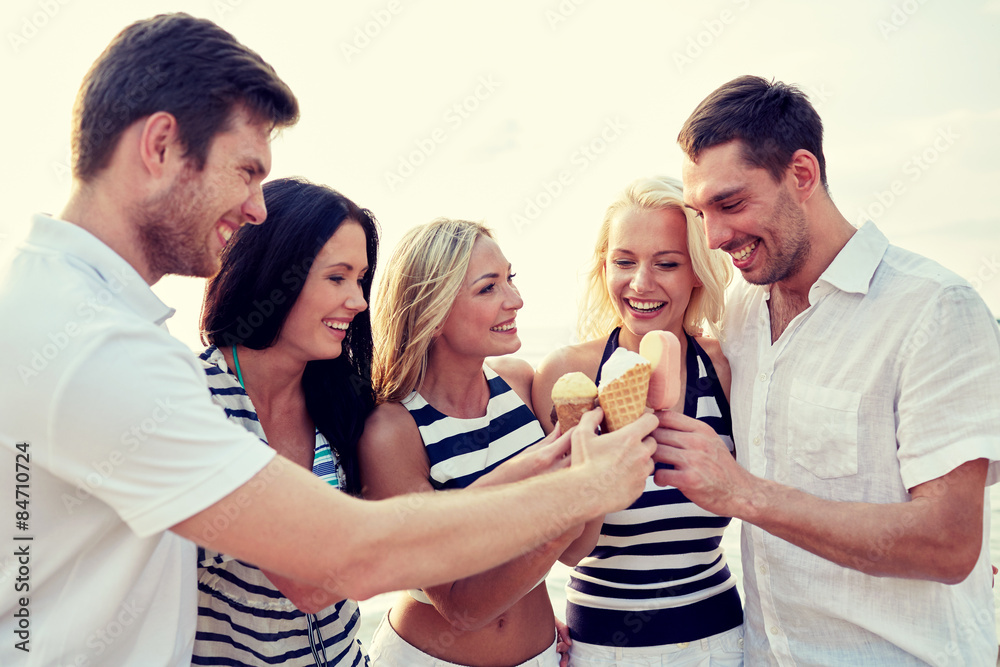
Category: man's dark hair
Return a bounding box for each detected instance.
[678,75,827,189]
[72,13,299,181]
[201,178,379,495]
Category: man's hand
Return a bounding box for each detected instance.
[569,407,657,515]
[651,409,758,518]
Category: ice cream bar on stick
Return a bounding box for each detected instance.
[639,330,682,410]
[551,372,598,430]
[597,348,651,431]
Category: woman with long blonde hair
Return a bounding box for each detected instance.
[360,218,595,666]
[533,176,744,666]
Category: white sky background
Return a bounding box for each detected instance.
[2,0,999,363]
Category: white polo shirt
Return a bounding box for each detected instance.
[723,221,1000,665]
[0,215,276,666]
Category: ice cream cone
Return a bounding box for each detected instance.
[598,363,651,431]
[551,371,598,430]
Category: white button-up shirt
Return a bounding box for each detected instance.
[722,222,1000,665]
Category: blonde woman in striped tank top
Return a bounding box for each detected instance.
[533,176,744,666]
[360,219,601,666]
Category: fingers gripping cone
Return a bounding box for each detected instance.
[551,372,598,430]
[597,353,652,432]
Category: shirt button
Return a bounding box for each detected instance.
[753,435,761,446]
[759,564,767,575]
[759,373,767,382]
[770,626,780,635]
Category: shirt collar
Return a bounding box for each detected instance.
[813,220,889,299]
[27,214,176,326]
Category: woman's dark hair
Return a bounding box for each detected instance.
[201,177,378,495]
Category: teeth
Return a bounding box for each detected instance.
[626,299,665,313]
[324,321,349,331]
[731,241,756,261]
[491,321,515,332]
[219,226,233,242]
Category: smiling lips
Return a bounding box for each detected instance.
[491,319,516,333]
[730,240,757,261]
[625,299,665,314]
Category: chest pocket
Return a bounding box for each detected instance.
[787,379,860,479]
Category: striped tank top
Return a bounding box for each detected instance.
[401,365,545,489]
[193,346,368,667]
[566,330,743,646]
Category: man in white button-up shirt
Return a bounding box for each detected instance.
[655,75,1000,665]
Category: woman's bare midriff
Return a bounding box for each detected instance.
[387,584,555,666]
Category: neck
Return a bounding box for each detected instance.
[421,346,489,417]
[61,180,160,285]
[226,344,307,407]
[774,196,857,302]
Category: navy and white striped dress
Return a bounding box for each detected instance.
[402,365,545,489]
[193,346,368,666]
[566,330,743,646]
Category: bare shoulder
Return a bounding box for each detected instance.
[536,339,605,384]
[486,355,536,407]
[358,401,430,499]
[693,334,732,400]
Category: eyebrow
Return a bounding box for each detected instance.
[322,262,368,272]
[707,186,746,205]
[610,249,685,256]
[471,264,512,285]
[242,158,267,176]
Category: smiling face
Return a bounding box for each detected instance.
[682,140,810,286]
[134,108,272,280]
[276,220,369,362]
[437,235,524,359]
[604,206,700,342]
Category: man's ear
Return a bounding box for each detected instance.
[138,112,183,179]
[786,149,822,203]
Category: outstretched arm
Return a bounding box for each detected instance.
[652,410,987,583]
[173,407,656,604]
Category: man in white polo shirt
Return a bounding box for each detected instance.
[0,14,659,665]
[654,75,1000,665]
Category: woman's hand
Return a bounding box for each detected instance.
[472,425,573,488]
[555,617,572,667]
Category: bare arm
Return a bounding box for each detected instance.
[652,410,986,583]
[172,407,657,604]
[359,399,583,629]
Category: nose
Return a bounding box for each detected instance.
[702,215,730,251]
[629,262,655,293]
[347,281,368,313]
[504,282,523,312]
[243,185,267,226]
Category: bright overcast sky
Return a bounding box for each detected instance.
[2,0,999,361]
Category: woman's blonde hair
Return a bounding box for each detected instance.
[577,175,731,342]
[372,218,494,404]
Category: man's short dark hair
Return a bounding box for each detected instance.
[71,13,299,181]
[678,75,827,189]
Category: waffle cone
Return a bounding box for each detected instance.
[555,398,594,430]
[598,364,651,431]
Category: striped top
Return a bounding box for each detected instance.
[566,330,743,647]
[401,365,545,489]
[192,346,367,667]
